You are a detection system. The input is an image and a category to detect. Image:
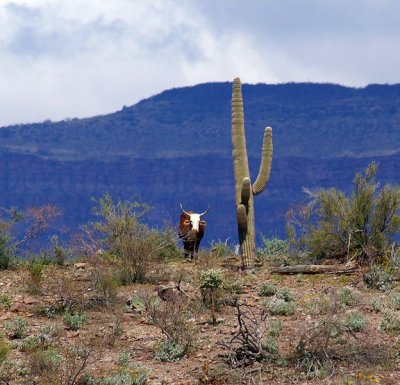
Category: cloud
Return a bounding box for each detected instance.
[0,0,399,126]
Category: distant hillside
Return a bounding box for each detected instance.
[0,81,400,245]
[1,82,400,160]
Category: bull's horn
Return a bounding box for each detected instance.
[200,206,211,217]
[180,203,190,216]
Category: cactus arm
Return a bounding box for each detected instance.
[253,127,273,196]
[237,204,248,235]
[241,177,251,205]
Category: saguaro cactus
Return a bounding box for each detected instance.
[231,77,273,270]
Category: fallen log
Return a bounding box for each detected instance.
[270,264,358,275]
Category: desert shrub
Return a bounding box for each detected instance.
[219,300,273,367]
[5,317,28,339]
[0,294,11,309]
[154,297,196,358]
[296,293,368,378]
[49,235,72,266]
[257,236,288,265]
[29,348,63,377]
[305,294,332,315]
[210,240,233,259]
[338,287,358,307]
[91,195,174,283]
[0,335,10,363]
[286,163,400,266]
[265,287,296,316]
[259,282,278,297]
[266,297,296,316]
[91,262,121,305]
[381,311,400,332]
[389,292,400,310]
[93,366,149,385]
[154,340,186,362]
[363,265,394,291]
[136,289,161,324]
[26,260,45,294]
[368,296,384,312]
[0,236,13,270]
[343,312,367,332]
[63,311,87,331]
[200,268,225,324]
[275,288,295,302]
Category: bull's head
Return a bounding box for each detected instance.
[180,203,210,231]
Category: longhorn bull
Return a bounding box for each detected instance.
[178,204,210,259]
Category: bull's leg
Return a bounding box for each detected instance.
[183,242,190,259]
[193,240,201,259]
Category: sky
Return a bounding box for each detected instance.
[0,0,399,126]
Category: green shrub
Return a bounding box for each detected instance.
[93,367,149,385]
[0,336,10,363]
[26,261,45,294]
[0,294,11,309]
[257,237,288,264]
[63,311,87,330]
[343,312,367,332]
[210,240,233,259]
[91,195,173,283]
[363,266,394,291]
[0,236,12,270]
[259,283,278,297]
[154,340,186,362]
[381,311,400,332]
[368,297,384,312]
[275,288,295,303]
[338,287,358,307]
[200,268,225,324]
[286,163,400,265]
[266,297,296,316]
[389,292,400,310]
[5,317,28,339]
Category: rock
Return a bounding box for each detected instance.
[74,262,87,269]
[67,331,80,338]
[121,313,135,323]
[23,296,38,305]
[10,302,27,313]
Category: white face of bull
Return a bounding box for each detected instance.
[188,213,202,232]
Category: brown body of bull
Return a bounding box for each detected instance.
[178,211,206,259]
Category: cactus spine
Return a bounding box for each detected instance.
[231,78,273,270]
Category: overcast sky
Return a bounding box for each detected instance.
[0,0,399,126]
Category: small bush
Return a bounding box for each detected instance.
[368,296,384,313]
[275,288,295,303]
[266,297,296,316]
[5,317,28,339]
[259,283,278,297]
[29,348,63,377]
[389,292,400,310]
[343,312,367,332]
[257,237,288,265]
[63,311,87,330]
[363,266,394,291]
[0,236,13,270]
[381,311,400,332]
[26,261,45,294]
[0,294,11,309]
[154,297,196,358]
[286,163,400,265]
[338,287,358,307]
[210,240,233,259]
[154,340,186,362]
[0,336,10,363]
[200,268,225,324]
